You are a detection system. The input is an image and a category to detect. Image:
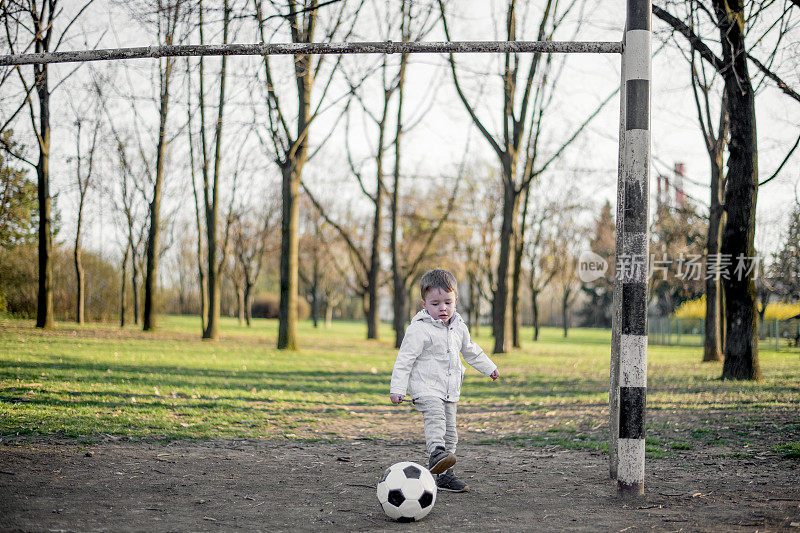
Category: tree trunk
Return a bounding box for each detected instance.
[393,279,407,349]
[200,6,228,340]
[143,57,175,332]
[35,62,54,329]
[276,25,313,350]
[310,270,319,328]
[277,162,301,350]
[188,61,208,333]
[492,177,518,353]
[390,46,409,350]
[325,303,333,328]
[704,152,725,361]
[366,144,382,339]
[472,287,481,338]
[714,0,761,381]
[466,275,479,335]
[244,281,253,327]
[201,2,229,341]
[203,219,220,339]
[532,289,540,341]
[74,131,86,325]
[132,258,140,326]
[311,291,319,328]
[511,234,523,348]
[74,245,85,324]
[236,285,244,326]
[366,256,379,339]
[120,244,129,327]
[365,80,393,341]
[512,186,531,348]
[562,288,570,338]
[197,242,208,331]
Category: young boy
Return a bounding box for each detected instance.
[389,268,499,492]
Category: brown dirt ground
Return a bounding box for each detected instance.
[1,431,799,532]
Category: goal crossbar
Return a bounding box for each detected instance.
[0,40,622,66]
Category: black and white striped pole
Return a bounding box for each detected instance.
[611,0,651,497]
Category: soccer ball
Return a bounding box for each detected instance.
[376,461,437,522]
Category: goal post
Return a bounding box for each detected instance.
[612,0,651,498]
[0,40,621,66]
[0,0,652,498]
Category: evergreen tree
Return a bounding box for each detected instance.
[579,201,615,327]
[0,133,37,249]
[771,205,800,301]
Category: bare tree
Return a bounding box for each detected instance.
[114,141,148,327]
[189,0,234,340]
[439,0,594,352]
[119,237,130,327]
[510,59,617,347]
[298,217,349,328]
[139,0,187,331]
[252,0,362,350]
[689,46,729,362]
[525,197,571,341]
[550,211,583,338]
[300,0,443,344]
[459,174,500,338]
[186,57,208,331]
[232,197,278,327]
[387,0,453,347]
[67,110,100,324]
[298,201,330,328]
[389,176,463,347]
[94,70,148,326]
[1,0,96,328]
[653,1,800,379]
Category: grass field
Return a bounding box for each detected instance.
[1,315,799,458]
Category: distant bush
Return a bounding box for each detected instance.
[251,293,309,319]
[762,301,800,322]
[0,243,121,321]
[673,295,800,321]
[0,243,38,317]
[672,296,706,320]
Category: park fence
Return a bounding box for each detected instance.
[648,316,800,351]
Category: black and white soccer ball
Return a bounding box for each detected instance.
[376,461,437,522]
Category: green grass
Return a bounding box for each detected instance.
[1,315,799,458]
[773,442,800,457]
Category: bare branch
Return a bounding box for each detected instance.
[521,86,618,191]
[652,4,724,71]
[300,180,369,275]
[746,52,800,103]
[437,0,505,160]
[759,131,800,186]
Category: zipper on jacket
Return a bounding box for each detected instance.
[445,324,453,401]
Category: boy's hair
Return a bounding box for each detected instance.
[420,269,458,300]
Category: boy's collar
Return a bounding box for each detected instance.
[420,309,461,326]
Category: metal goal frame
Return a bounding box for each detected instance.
[0,0,652,498]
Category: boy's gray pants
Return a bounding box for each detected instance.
[414,396,458,456]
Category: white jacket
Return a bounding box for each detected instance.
[390,310,497,402]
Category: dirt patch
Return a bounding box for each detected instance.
[1,437,798,532]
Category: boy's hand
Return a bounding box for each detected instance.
[489,369,499,381]
[389,394,405,404]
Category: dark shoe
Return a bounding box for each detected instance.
[437,470,470,492]
[428,446,456,475]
